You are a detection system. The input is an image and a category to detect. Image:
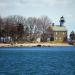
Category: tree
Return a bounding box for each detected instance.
[70,31,75,40]
[4,15,26,42]
[40,16,52,33]
[17,23,24,40]
[0,15,53,42]
[0,17,3,42]
[39,16,52,42]
[26,17,38,41]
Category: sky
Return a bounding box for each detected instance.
[0,0,75,36]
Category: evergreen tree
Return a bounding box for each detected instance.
[70,31,75,40]
[17,23,24,40]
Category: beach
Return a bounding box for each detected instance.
[0,42,72,47]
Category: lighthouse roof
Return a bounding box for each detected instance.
[51,25,67,31]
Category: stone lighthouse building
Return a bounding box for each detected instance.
[46,16,67,42]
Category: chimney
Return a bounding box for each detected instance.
[52,23,54,26]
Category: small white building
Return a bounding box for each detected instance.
[36,37,41,42]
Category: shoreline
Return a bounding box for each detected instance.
[0,42,73,47]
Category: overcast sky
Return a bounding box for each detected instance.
[0,0,75,35]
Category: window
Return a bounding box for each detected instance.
[56,32,57,35]
[63,32,65,35]
[55,37,57,40]
[47,38,50,41]
[59,37,61,40]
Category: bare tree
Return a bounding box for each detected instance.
[38,16,52,41]
[40,16,52,33]
[0,15,52,42]
[0,17,3,42]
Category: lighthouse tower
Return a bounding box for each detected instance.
[59,16,65,26]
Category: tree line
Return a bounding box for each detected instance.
[0,15,52,42]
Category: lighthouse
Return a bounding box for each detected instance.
[59,16,65,26]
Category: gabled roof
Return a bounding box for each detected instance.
[51,25,67,31]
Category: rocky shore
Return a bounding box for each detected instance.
[0,42,73,47]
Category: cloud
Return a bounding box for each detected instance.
[0,0,72,10]
[0,0,75,17]
[19,0,67,7]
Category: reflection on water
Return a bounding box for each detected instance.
[0,46,75,75]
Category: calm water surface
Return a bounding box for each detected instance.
[0,46,75,75]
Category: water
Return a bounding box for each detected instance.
[0,46,75,75]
